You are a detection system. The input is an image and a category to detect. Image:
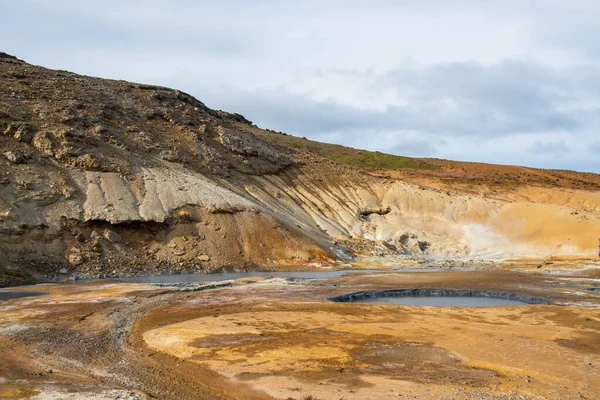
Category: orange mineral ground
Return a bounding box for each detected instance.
[1,266,599,399]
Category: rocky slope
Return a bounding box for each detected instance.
[1,52,599,286]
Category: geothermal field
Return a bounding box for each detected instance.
[0,51,599,399]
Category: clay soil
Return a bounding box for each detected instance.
[1,268,599,399]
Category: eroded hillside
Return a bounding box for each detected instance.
[1,52,599,286]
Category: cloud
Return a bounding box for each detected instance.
[191,58,600,169]
[528,141,571,155]
[200,59,595,140]
[1,1,600,171]
[532,3,600,61]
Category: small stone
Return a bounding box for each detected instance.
[4,151,24,164]
[59,268,68,274]
[102,229,122,243]
[3,123,33,142]
[198,254,210,262]
[68,254,83,265]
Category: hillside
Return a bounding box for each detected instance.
[1,52,599,286]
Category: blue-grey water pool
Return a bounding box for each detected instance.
[328,289,550,307]
[354,296,527,307]
[115,269,383,283]
[0,290,46,301]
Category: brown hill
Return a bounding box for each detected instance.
[1,53,599,286]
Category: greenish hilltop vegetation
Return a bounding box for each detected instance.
[254,129,437,170]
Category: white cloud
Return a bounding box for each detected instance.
[1,0,599,172]
[529,141,571,155]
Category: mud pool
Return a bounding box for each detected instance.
[328,288,552,307]
[114,269,386,283]
[0,290,46,301]
[346,296,527,306]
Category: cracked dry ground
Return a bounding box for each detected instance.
[0,269,599,399]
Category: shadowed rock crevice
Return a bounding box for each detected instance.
[358,205,391,219]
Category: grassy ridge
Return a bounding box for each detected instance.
[255,130,436,170]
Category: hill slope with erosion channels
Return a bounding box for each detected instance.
[1,52,599,286]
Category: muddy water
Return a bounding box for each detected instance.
[355,296,527,307]
[114,269,386,283]
[0,290,46,301]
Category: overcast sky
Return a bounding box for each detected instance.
[1,1,599,172]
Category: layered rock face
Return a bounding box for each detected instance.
[0,54,327,284]
[1,53,599,285]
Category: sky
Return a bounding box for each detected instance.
[1,0,599,172]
